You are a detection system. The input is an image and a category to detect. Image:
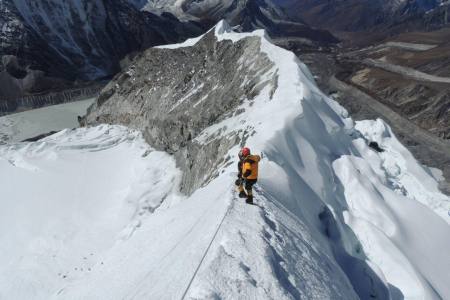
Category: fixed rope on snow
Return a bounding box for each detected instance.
[180,189,235,300]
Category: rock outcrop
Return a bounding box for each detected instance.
[84,24,277,194]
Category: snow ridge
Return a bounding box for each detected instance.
[1,21,449,300]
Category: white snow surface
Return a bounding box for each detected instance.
[0,125,182,299]
[1,21,449,300]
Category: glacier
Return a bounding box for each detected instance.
[0,21,449,299]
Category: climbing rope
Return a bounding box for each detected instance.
[180,192,235,300]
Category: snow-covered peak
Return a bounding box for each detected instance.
[81,22,450,298]
[214,19,268,41]
[160,19,268,47]
[1,21,449,299]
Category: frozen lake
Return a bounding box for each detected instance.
[0,98,95,144]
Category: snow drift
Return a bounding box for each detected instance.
[1,21,449,299]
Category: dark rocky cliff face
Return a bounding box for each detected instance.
[84,28,277,194]
[0,0,205,94]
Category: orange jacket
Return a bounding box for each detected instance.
[242,155,260,180]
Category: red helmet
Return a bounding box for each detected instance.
[241,147,250,157]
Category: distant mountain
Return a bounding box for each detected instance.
[0,0,204,96]
[130,0,339,43]
[277,0,447,33]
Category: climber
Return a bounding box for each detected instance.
[235,147,260,204]
[235,149,246,198]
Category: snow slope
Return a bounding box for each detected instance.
[0,125,182,299]
[1,21,449,299]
